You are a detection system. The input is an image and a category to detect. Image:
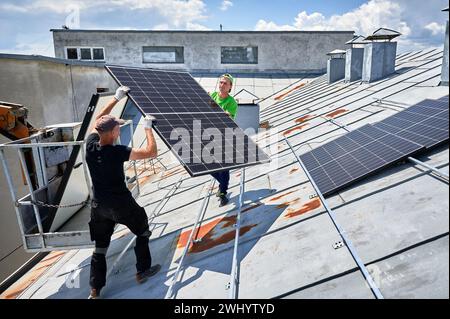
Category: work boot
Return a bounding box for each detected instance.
[136,264,161,284]
[88,288,101,299]
[219,193,229,207]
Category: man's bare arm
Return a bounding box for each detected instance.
[95,86,130,121]
[129,117,158,161]
[95,98,118,121]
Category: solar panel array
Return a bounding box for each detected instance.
[300,124,424,196]
[106,66,270,176]
[373,98,449,148]
[300,96,449,196]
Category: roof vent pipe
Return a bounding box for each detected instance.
[327,49,346,84]
[361,28,401,83]
[440,7,449,86]
[345,35,368,82]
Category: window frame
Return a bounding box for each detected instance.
[64,47,106,61]
[142,46,185,64]
[221,46,258,64]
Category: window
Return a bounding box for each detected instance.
[65,47,105,61]
[80,48,92,60]
[143,46,184,63]
[93,48,104,60]
[66,48,78,60]
[221,46,258,64]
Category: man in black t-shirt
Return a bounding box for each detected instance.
[85,86,160,299]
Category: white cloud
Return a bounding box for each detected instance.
[256,0,410,35]
[152,23,171,30]
[255,20,297,31]
[424,22,446,35]
[254,0,446,52]
[0,0,208,28]
[186,22,211,30]
[1,36,55,57]
[0,0,91,14]
[220,0,233,11]
[0,3,29,12]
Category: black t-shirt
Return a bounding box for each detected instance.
[85,132,132,203]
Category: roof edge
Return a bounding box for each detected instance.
[50,29,355,34]
[0,53,106,67]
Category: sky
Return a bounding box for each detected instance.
[0,0,448,56]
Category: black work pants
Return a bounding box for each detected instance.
[88,197,151,290]
[211,170,230,194]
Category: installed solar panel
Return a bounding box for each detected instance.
[106,66,270,176]
[300,124,424,196]
[373,97,449,149]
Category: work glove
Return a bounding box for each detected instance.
[144,115,156,129]
[114,86,130,101]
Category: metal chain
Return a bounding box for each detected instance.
[30,199,90,209]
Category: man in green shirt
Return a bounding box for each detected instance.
[209,73,239,206]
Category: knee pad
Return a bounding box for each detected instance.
[94,247,109,255]
[138,229,152,238]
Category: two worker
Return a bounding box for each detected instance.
[86,74,238,298]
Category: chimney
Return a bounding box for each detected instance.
[326,49,346,84]
[345,35,368,82]
[362,28,401,83]
[233,89,260,134]
[441,7,449,86]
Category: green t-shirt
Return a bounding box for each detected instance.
[209,91,238,120]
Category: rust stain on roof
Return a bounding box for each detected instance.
[189,225,257,253]
[0,251,66,299]
[177,218,222,250]
[161,167,185,179]
[241,202,263,213]
[289,168,299,174]
[177,215,257,254]
[274,83,306,101]
[282,123,309,137]
[269,190,298,202]
[276,197,301,209]
[325,108,348,118]
[137,174,152,187]
[284,198,322,219]
[294,115,313,123]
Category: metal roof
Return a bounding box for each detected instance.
[1,46,448,299]
[0,53,106,67]
[50,29,354,34]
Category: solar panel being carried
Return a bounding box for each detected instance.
[106,66,225,115]
[106,65,270,176]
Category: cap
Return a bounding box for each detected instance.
[221,73,234,84]
[95,115,125,132]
